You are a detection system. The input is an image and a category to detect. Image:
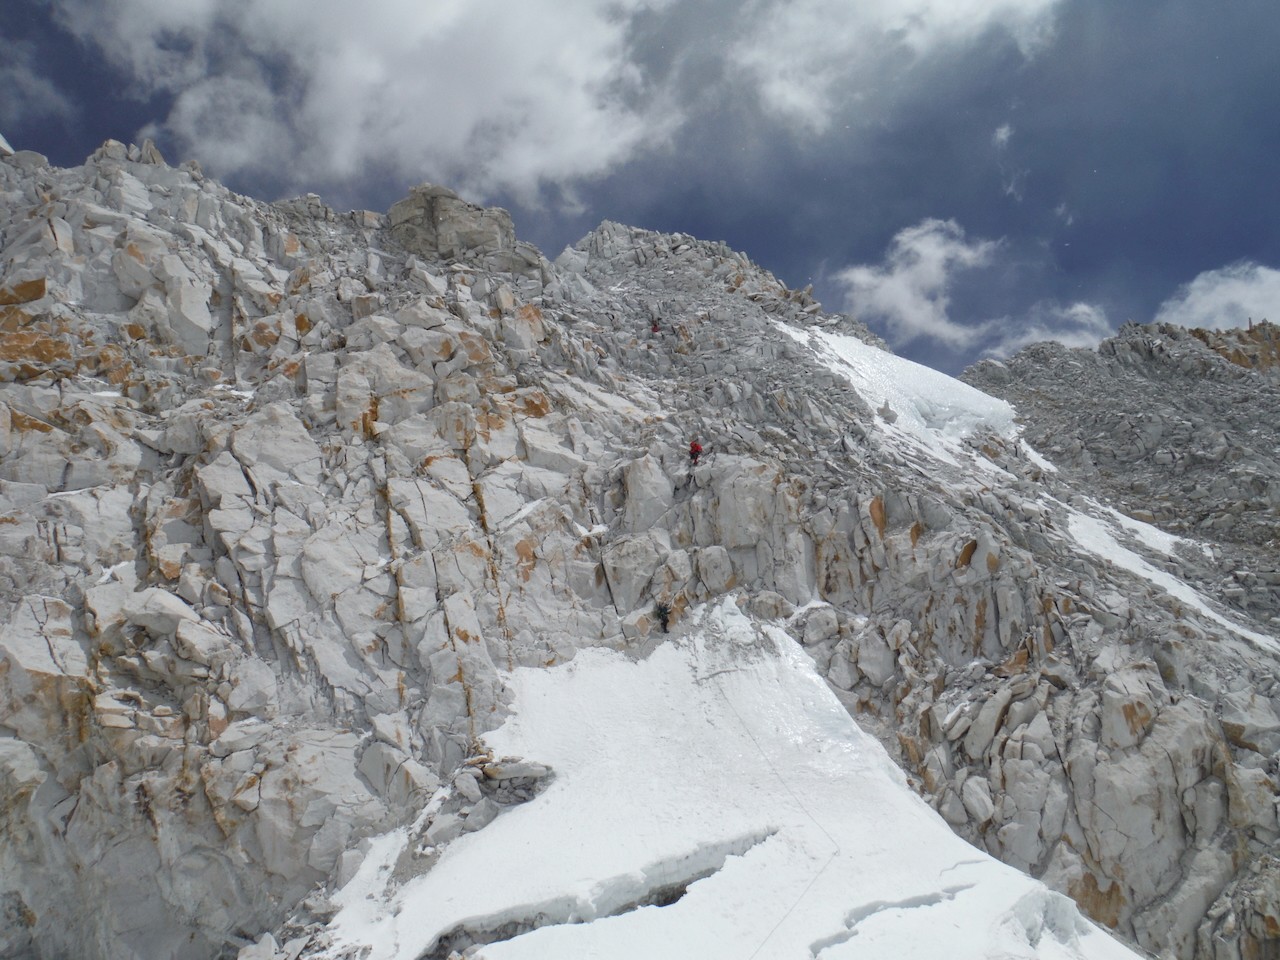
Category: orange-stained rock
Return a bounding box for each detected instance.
[9,410,55,433]
[1069,872,1126,929]
[0,305,36,331]
[869,495,887,539]
[0,277,46,305]
[0,330,72,379]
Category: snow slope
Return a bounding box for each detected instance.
[320,600,1139,960]
[1066,506,1279,654]
[775,322,1016,466]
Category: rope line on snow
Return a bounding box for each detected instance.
[703,660,843,959]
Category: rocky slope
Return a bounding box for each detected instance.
[0,141,1276,960]
[964,325,1280,623]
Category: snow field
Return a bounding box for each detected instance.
[321,600,1140,960]
[775,323,1017,467]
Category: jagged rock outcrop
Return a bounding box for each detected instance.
[0,142,1276,960]
[387,182,547,281]
[1191,322,1280,377]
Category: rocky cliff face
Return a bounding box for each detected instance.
[0,141,1276,960]
[962,329,1280,956]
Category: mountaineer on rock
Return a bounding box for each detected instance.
[655,601,671,633]
[689,440,703,466]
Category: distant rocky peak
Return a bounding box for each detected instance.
[1188,320,1280,379]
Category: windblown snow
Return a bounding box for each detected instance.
[320,600,1139,960]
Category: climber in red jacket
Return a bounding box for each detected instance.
[689,440,703,465]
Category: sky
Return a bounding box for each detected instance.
[4,0,1280,373]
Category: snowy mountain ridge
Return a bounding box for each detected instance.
[0,140,1276,960]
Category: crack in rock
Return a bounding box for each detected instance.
[419,828,777,959]
[809,882,976,956]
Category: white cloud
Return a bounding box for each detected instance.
[729,0,1061,131]
[48,0,1065,202]
[834,218,1000,347]
[1153,261,1280,330]
[0,42,77,130]
[49,0,219,90]
[985,301,1111,357]
[991,122,1028,199]
[143,73,292,176]
[53,0,682,203]
[835,219,1111,356]
[1001,168,1029,201]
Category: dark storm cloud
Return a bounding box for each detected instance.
[513,0,1280,370]
[497,3,1066,363]
[810,0,1280,367]
[0,37,75,129]
[3,2,169,168]
[501,4,1046,259]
